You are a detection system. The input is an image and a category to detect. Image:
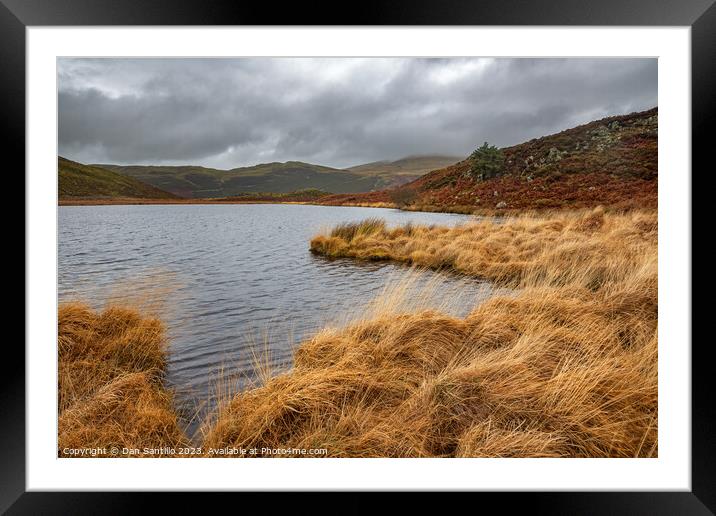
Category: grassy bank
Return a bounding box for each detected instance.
[310,208,656,286]
[58,303,188,456]
[59,208,657,457]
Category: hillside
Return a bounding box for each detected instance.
[98,161,395,198]
[97,156,458,199]
[321,108,658,213]
[346,155,462,187]
[58,157,180,200]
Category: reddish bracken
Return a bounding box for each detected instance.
[320,108,657,214]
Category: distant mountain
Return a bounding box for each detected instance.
[97,161,377,198]
[58,157,179,200]
[346,155,462,186]
[97,156,459,199]
[321,107,658,212]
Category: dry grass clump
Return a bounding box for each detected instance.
[58,302,188,456]
[204,208,657,457]
[329,218,387,242]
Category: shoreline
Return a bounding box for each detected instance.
[58,196,650,218]
[58,198,318,207]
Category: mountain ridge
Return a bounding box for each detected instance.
[94,155,461,198]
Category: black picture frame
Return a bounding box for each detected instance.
[8,0,708,512]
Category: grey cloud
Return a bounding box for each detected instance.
[58,57,657,169]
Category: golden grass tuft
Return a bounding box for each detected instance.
[58,302,188,456]
[203,208,657,457]
[329,218,387,241]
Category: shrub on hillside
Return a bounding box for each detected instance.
[468,142,505,181]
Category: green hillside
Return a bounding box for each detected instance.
[58,157,180,199]
[97,161,380,198]
[97,156,459,199]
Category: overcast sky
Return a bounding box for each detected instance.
[58,58,657,170]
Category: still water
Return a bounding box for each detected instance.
[58,204,499,429]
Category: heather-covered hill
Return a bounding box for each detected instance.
[321,108,658,213]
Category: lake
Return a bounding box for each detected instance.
[58,204,501,433]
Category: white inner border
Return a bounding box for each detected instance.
[27,27,691,491]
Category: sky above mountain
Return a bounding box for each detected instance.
[58,57,657,169]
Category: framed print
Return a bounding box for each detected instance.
[9,0,710,511]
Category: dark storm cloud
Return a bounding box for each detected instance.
[58,58,657,169]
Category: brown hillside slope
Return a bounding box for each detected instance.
[321,108,657,213]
